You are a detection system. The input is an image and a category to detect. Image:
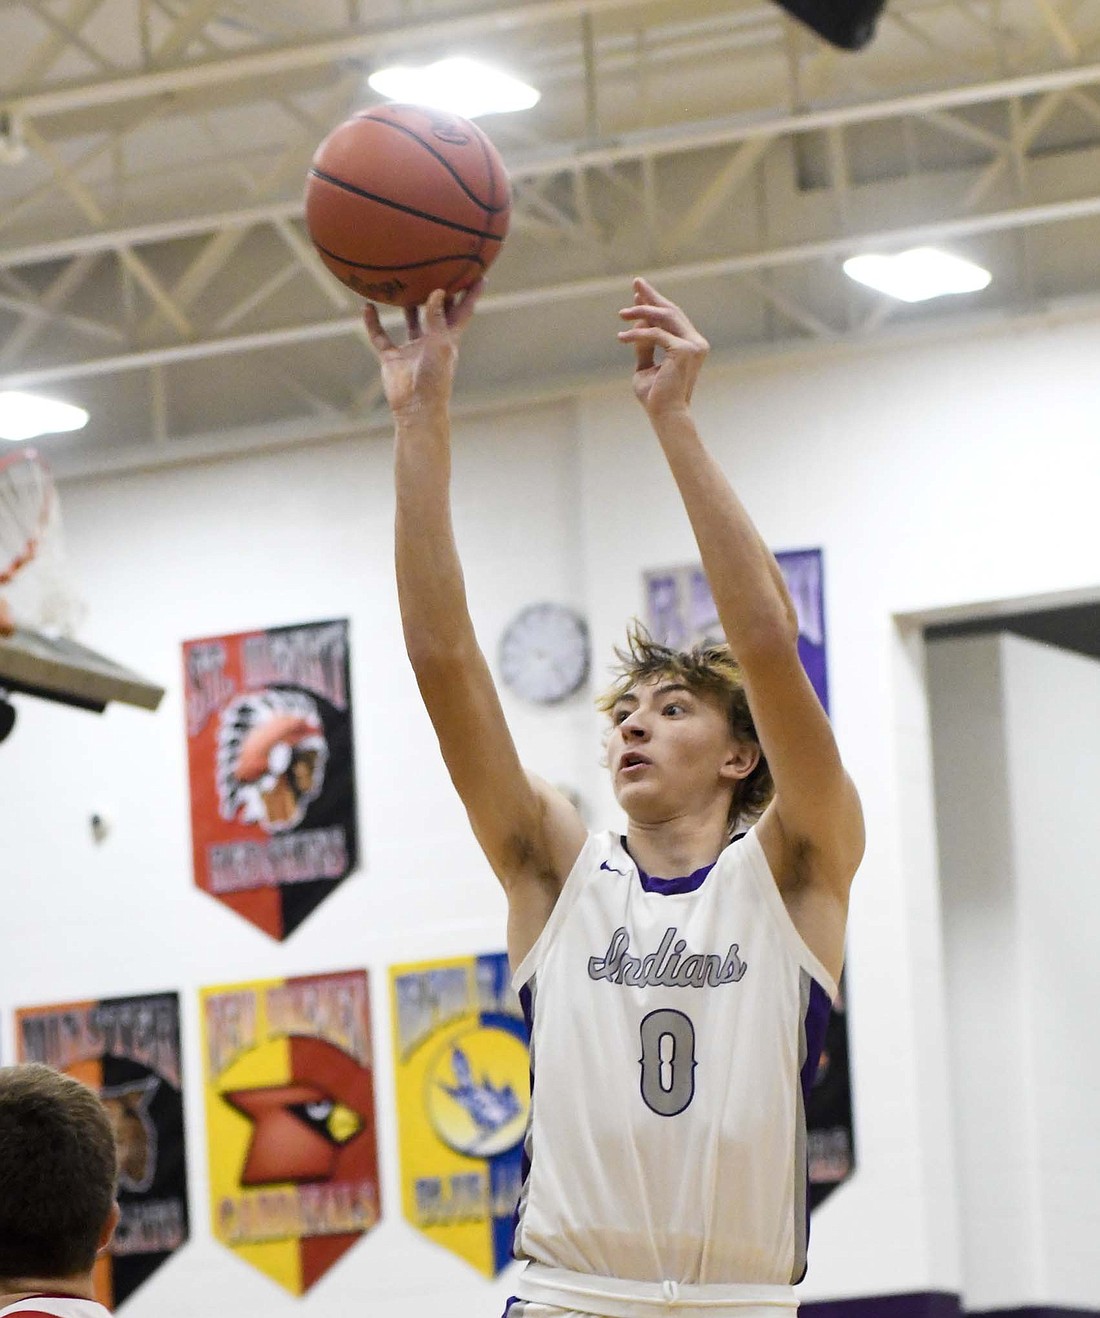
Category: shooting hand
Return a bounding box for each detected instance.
[363,281,484,422]
[617,277,709,423]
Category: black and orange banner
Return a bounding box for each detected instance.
[201,970,381,1295]
[183,618,358,940]
[16,992,189,1309]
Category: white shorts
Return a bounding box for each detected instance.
[504,1301,797,1318]
[506,1264,799,1318]
[506,1306,612,1318]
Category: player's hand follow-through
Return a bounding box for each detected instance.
[618,277,709,421]
[363,281,484,421]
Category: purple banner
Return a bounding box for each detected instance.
[643,547,851,1211]
[643,548,829,713]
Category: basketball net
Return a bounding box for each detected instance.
[0,448,85,639]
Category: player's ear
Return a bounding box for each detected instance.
[97,1202,122,1255]
[720,740,760,782]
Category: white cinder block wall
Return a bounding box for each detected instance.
[2,310,1099,1317]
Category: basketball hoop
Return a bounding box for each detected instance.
[0,447,85,637]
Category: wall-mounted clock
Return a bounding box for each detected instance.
[498,602,590,705]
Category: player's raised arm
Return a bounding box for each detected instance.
[617,278,863,915]
[364,288,585,934]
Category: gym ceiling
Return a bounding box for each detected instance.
[1,0,1098,478]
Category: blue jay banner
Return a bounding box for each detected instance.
[390,952,530,1277]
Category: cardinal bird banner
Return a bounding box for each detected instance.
[391,952,529,1277]
[201,970,380,1296]
[644,548,855,1208]
[16,992,189,1309]
[183,618,358,940]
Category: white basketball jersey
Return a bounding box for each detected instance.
[511,826,837,1288]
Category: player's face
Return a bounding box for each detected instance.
[607,677,752,823]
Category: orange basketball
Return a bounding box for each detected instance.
[304,103,512,307]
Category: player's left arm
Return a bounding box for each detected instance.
[618,277,864,907]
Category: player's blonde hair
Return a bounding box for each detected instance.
[597,623,774,827]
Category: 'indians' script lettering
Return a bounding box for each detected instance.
[588,926,747,988]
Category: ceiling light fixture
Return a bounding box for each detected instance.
[843,247,992,302]
[0,391,90,442]
[368,57,540,119]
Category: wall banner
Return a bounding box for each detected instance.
[16,992,189,1309]
[391,952,529,1277]
[807,975,855,1209]
[643,548,854,1208]
[644,549,829,711]
[183,618,358,940]
[201,970,380,1296]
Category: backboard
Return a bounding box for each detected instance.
[0,625,164,714]
[0,445,162,729]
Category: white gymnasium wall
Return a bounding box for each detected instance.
[1001,635,1100,1311]
[0,310,1098,1315]
[927,634,1038,1312]
[928,632,1100,1314]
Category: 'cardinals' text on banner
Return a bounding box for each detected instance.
[201,970,380,1295]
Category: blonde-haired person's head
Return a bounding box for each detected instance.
[598,623,773,831]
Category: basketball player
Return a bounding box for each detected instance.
[364,277,864,1317]
[0,1064,118,1318]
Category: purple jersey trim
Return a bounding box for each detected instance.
[801,977,833,1103]
[621,833,745,895]
[793,974,835,1283]
[511,981,536,1264]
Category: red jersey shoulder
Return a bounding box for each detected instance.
[1,1300,111,1318]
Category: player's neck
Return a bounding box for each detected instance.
[0,1272,98,1307]
[624,809,731,880]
